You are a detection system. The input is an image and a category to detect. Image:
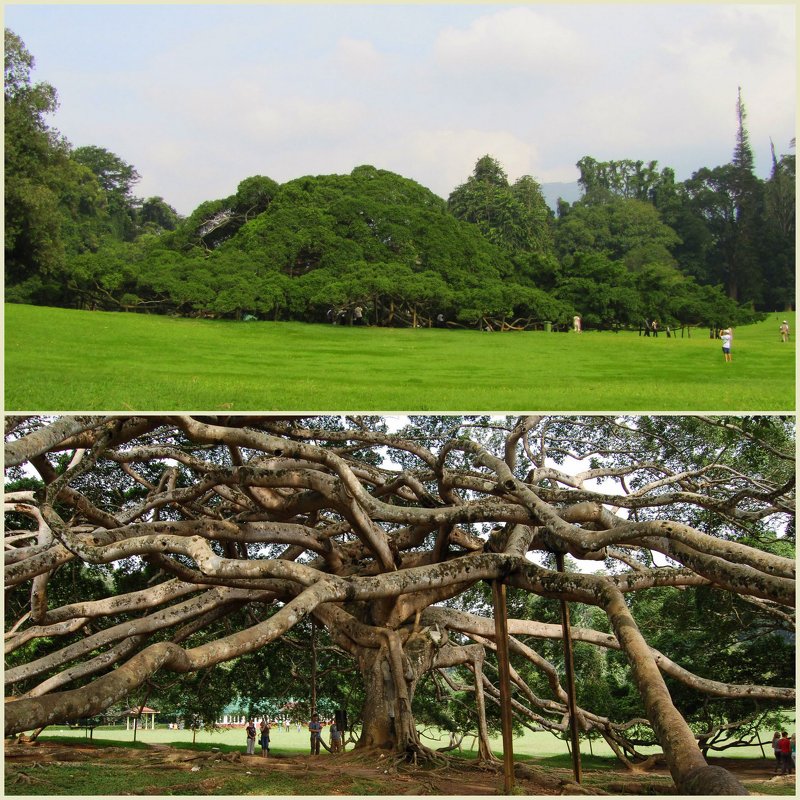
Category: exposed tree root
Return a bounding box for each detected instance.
[8,764,51,787]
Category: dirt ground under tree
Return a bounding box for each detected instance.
[4,739,796,796]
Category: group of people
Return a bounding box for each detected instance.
[716,317,792,363]
[244,718,272,757]
[642,319,664,337]
[327,306,365,325]
[309,712,343,755]
[772,730,795,775]
[244,713,343,757]
[639,318,676,337]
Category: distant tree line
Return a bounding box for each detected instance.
[5,30,795,330]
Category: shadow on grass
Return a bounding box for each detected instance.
[39,734,310,757]
[450,747,627,772]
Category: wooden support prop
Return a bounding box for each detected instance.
[556,551,582,784]
[492,579,515,794]
[756,730,766,759]
[311,618,318,716]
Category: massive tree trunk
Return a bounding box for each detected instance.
[358,646,414,750]
[356,632,495,759]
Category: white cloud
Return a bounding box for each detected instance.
[246,95,367,144]
[434,7,586,75]
[591,4,798,172]
[660,6,796,146]
[667,4,795,66]
[388,128,542,197]
[12,4,792,214]
[147,76,367,145]
[333,36,385,75]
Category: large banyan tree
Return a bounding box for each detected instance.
[4,415,795,794]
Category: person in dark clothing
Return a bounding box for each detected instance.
[772,731,782,773]
[259,718,270,757]
[245,719,257,755]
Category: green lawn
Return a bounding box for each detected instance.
[4,304,795,411]
[31,721,782,762]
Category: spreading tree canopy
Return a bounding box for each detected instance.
[447,154,555,255]
[62,165,573,328]
[5,415,794,794]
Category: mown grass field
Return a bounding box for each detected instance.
[4,304,795,411]
[29,721,778,761]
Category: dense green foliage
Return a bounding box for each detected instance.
[4,30,794,330]
[4,29,179,307]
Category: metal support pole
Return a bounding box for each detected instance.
[492,579,515,794]
[556,551,582,784]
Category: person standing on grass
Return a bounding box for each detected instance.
[721,328,732,363]
[259,718,271,757]
[771,731,781,772]
[329,721,342,754]
[309,713,323,755]
[245,719,257,755]
[778,731,793,774]
[780,320,790,342]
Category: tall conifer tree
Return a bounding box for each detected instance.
[726,87,763,302]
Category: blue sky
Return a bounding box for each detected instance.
[5,3,796,215]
